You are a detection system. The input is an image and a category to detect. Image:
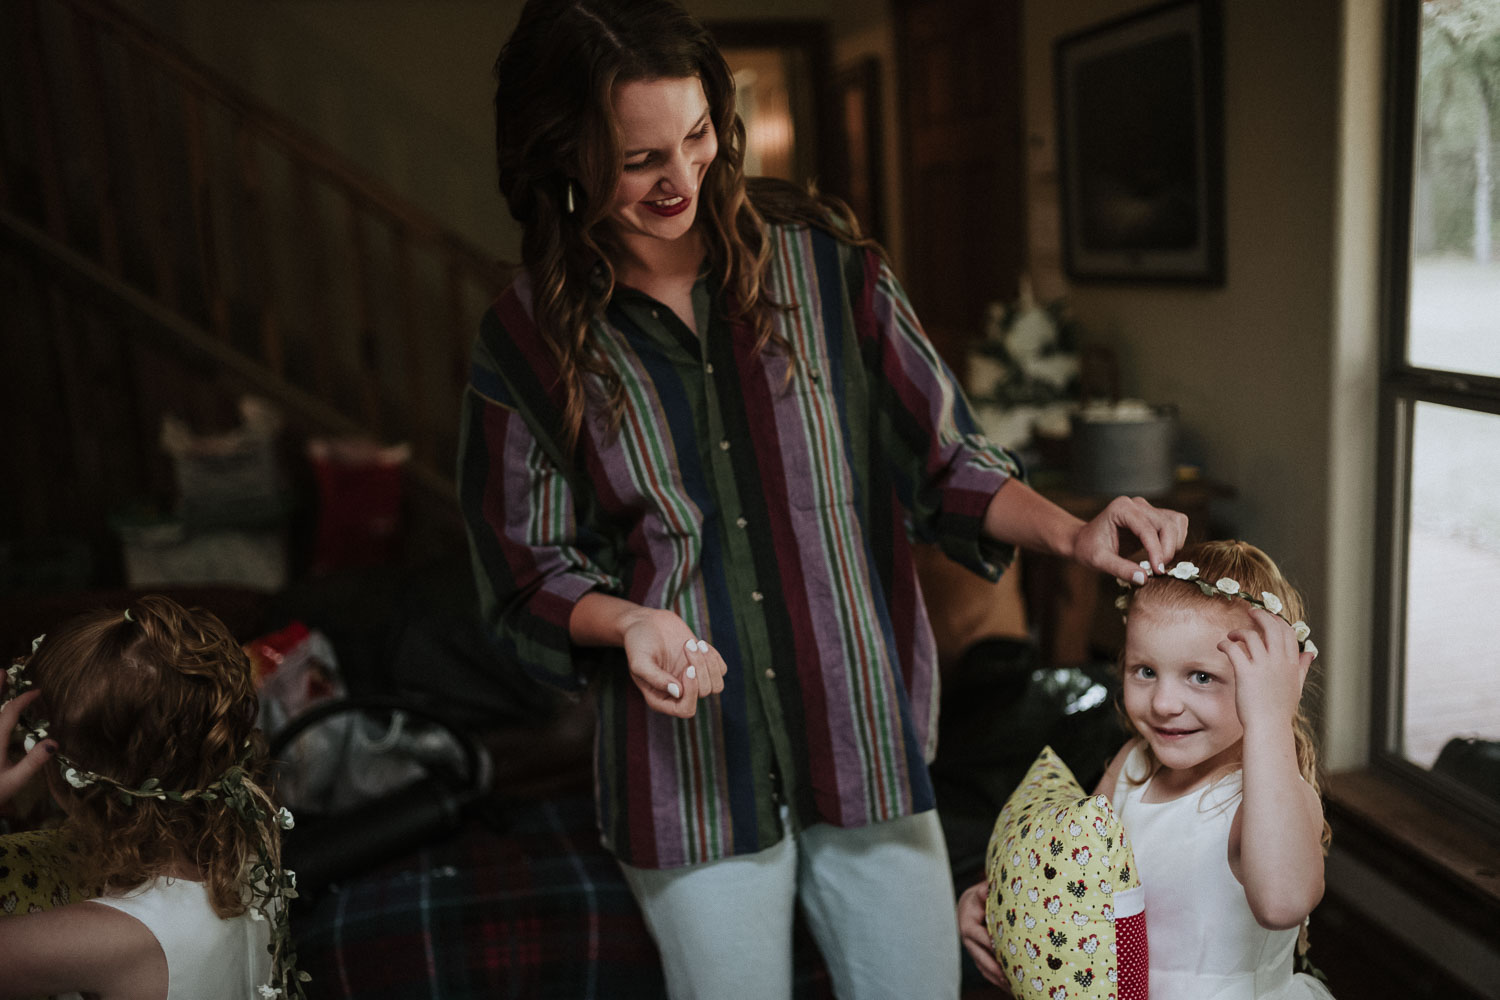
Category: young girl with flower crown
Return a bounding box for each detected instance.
[959,540,1334,999]
[0,595,303,1000]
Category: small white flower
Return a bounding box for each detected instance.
[1292,621,1312,643]
[258,985,280,998]
[65,768,90,789]
[284,869,297,889]
[1261,591,1284,614]
[1114,594,1130,611]
[277,806,295,830]
[31,634,45,653]
[250,908,267,922]
[1138,560,1152,571]
[23,733,37,753]
[1215,577,1240,595]
[1168,561,1199,580]
[1304,639,1319,659]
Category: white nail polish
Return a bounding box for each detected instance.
[1132,570,1146,585]
[685,639,698,653]
[1157,563,1166,573]
[686,666,697,680]
[697,640,709,653]
[668,682,681,698]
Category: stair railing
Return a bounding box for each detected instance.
[2,0,507,486]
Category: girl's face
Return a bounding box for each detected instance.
[606,75,718,247]
[1121,598,1247,785]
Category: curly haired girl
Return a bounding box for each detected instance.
[0,594,302,1000]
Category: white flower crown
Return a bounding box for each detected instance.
[1115,561,1318,659]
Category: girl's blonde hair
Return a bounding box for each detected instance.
[25,595,274,917]
[1120,539,1331,852]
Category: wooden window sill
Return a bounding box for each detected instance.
[1324,768,1500,942]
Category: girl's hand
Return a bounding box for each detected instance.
[1,684,56,805]
[957,879,1011,991]
[1220,607,1315,733]
[1072,496,1190,583]
[619,608,727,719]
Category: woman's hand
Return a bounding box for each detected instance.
[1072,495,1189,582]
[1220,607,1314,734]
[619,607,727,719]
[0,681,55,805]
[957,879,1011,991]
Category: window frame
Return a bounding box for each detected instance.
[1373,0,1500,830]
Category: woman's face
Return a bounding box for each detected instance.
[606,75,718,247]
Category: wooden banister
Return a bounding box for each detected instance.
[47,0,496,279]
[1,0,507,560]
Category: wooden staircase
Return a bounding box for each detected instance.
[0,0,506,577]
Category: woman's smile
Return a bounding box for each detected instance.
[643,194,691,217]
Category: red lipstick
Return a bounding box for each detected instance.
[643,194,691,218]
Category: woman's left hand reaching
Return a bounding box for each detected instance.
[0,678,55,805]
[1072,495,1190,582]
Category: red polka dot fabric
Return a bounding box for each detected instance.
[1114,905,1148,1000]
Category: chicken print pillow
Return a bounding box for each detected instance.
[984,746,1147,1000]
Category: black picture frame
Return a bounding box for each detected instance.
[1054,0,1224,284]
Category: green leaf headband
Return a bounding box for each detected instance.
[6,633,309,999]
[1115,560,1318,659]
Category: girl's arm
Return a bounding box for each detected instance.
[982,481,1189,583]
[0,901,165,999]
[1222,608,1325,928]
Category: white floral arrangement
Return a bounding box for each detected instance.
[1115,561,1317,658]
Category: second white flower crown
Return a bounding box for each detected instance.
[1115,560,1318,659]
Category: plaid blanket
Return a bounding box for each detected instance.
[293,793,834,998]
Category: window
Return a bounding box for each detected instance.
[1377,0,1500,823]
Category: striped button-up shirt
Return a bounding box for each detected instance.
[459,223,1022,869]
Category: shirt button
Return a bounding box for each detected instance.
[765,668,776,680]
[720,439,731,451]
[736,517,748,529]
[705,362,715,374]
[751,590,763,602]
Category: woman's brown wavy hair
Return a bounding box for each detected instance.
[1118,539,1331,853]
[493,0,879,452]
[25,595,275,917]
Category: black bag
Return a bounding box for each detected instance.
[269,696,492,897]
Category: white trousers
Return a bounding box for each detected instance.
[619,808,961,1000]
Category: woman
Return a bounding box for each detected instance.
[459,2,1188,996]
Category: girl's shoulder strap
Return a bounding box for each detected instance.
[1113,740,1155,801]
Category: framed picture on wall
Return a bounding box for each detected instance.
[1054,0,1224,284]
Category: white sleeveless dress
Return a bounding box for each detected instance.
[1113,745,1335,1000]
[57,876,272,1000]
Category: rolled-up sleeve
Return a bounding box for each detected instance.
[858,249,1023,580]
[458,379,621,691]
